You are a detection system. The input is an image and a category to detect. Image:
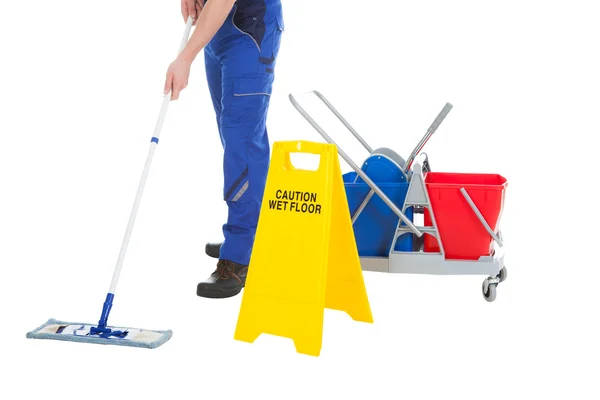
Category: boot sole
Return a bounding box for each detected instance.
[196,284,244,299]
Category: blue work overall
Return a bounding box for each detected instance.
[204,0,283,265]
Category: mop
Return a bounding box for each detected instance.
[26,17,194,349]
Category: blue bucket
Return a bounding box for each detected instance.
[343,171,414,256]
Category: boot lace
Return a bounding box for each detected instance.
[216,259,235,279]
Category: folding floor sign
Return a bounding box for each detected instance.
[234,140,373,356]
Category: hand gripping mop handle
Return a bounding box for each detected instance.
[94,17,194,333]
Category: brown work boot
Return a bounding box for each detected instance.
[196,259,248,298]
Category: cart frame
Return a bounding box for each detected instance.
[289,91,507,301]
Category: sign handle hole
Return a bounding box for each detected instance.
[288,152,320,171]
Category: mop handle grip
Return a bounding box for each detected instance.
[179,17,194,54]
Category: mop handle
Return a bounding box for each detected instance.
[108,17,194,295]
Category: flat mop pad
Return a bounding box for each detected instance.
[26,318,172,349]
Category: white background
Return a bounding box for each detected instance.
[1,0,599,399]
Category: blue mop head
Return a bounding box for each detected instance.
[26,318,172,349]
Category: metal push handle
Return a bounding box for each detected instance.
[404,102,453,173]
[460,188,504,247]
[310,90,373,153]
[289,91,423,237]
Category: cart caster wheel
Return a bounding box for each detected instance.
[497,266,507,283]
[482,281,497,302]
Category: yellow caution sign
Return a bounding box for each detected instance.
[234,140,373,356]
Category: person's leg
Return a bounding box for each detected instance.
[197,1,283,298]
[203,41,228,259]
[220,2,283,267]
[204,44,224,147]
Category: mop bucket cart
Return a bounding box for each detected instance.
[289,91,508,302]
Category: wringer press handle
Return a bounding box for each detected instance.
[288,91,423,238]
[404,102,453,173]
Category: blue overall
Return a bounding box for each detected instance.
[204,0,283,265]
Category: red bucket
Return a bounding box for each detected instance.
[423,172,507,260]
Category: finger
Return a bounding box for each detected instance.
[193,3,201,25]
[171,84,181,100]
[188,0,196,20]
[181,2,188,22]
[164,72,173,95]
[179,81,188,97]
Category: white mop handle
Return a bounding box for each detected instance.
[108,17,194,295]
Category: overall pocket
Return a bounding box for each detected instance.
[233,75,273,97]
[232,4,267,51]
[258,13,284,70]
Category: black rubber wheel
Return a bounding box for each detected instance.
[483,281,497,302]
[498,266,507,283]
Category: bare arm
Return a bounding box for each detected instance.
[180,0,237,63]
[165,0,236,99]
